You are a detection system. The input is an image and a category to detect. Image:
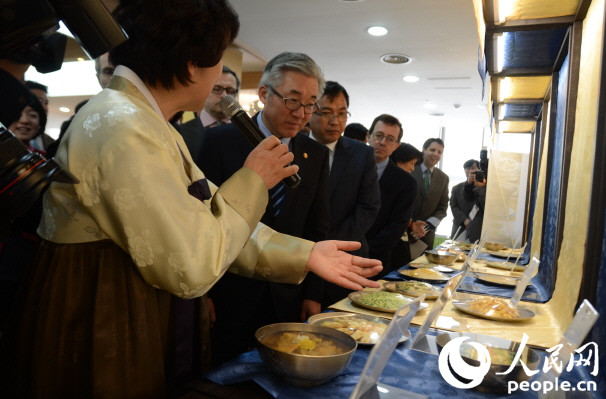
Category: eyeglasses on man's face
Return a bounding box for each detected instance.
[313,110,351,122]
[371,132,398,144]
[267,85,319,114]
[211,85,238,96]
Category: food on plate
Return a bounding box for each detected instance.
[484,242,506,251]
[259,331,349,356]
[356,291,409,311]
[319,316,387,344]
[393,281,441,297]
[404,268,449,280]
[466,297,520,319]
[461,345,520,366]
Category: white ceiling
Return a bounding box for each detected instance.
[229,0,489,136]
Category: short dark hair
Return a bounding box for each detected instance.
[391,143,422,164]
[343,123,368,141]
[463,159,479,169]
[322,81,349,107]
[25,80,48,93]
[422,137,444,150]
[369,114,403,142]
[223,65,240,90]
[110,0,239,90]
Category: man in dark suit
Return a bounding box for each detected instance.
[197,52,330,366]
[366,114,418,279]
[411,138,450,248]
[450,159,480,239]
[305,81,381,310]
[178,66,240,163]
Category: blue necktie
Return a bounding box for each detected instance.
[269,182,286,217]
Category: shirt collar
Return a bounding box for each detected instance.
[199,109,229,128]
[309,131,337,153]
[376,158,389,179]
[421,163,434,174]
[113,65,163,118]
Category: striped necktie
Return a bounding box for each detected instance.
[423,169,431,193]
[269,181,286,217]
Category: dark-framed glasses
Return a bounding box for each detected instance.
[267,85,319,114]
[372,132,398,144]
[211,85,238,96]
[314,110,351,122]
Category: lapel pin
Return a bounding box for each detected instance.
[303,152,308,158]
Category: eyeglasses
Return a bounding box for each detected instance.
[313,110,351,122]
[267,86,319,114]
[371,132,398,144]
[211,85,238,96]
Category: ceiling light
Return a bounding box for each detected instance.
[59,107,71,113]
[380,53,411,65]
[367,26,388,37]
[402,75,419,83]
[429,112,445,117]
[423,101,437,109]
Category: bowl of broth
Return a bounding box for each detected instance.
[255,322,357,386]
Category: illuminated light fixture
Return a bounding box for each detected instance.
[367,26,388,37]
[497,0,515,24]
[77,57,86,62]
[380,53,411,65]
[423,101,437,109]
[59,106,71,113]
[496,33,505,73]
[429,112,444,117]
[498,77,513,101]
[402,75,420,83]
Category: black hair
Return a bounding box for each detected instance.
[391,143,422,164]
[24,80,48,93]
[110,0,239,90]
[222,65,240,90]
[343,123,368,141]
[322,81,349,107]
[463,159,479,169]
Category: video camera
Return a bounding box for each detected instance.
[475,148,489,183]
[0,0,127,223]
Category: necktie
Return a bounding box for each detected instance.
[269,181,286,217]
[424,169,431,193]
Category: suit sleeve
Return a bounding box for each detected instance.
[450,184,467,227]
[429,173,450,223]
[196,126,227,186]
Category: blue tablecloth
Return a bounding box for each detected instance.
[204,326,599,398]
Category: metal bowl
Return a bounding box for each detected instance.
[436,332,540,393]
[425,249,457,265]
[484,242,506,251]
[255,322,357,386]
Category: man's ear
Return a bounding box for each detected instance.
[258,85,268,105]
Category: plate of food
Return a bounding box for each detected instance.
[473,272,522,287]
[408,262,454,273]
[308,312,410,345]
[398,268,451,283]
[485,261,526,272]
[348,291,427,313]
[452,297,535,321]
[383,281,442,299]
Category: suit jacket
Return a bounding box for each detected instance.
[450,181,475,238]
[306,136,381,307]
[197,113,330,321]
[412,165,449,247]
[367,160,417,279]
[177,117,207,164]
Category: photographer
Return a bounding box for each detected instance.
[449,159,486,242]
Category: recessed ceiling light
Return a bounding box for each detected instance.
[379,53,411,65]
[367,26,388,36]
[402,75,419,83]
[59,106,71,113]
[423,101,437,109]
[429,112,445,117]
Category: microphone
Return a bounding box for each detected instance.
[218,95,301,189]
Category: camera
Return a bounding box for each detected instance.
[475,147,489,183]
[475,170,485,183]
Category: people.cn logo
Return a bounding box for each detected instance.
[438,336,492,389]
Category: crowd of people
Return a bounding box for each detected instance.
[0,0,487,397]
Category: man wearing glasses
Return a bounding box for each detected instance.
[198,52,331,366]
[366,114,418,278]
[178,66,240,162]
[305,81,381,310]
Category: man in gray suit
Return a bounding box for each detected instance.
[450,159,480,239]
[305,81,381,310]
[411,138,449,248]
